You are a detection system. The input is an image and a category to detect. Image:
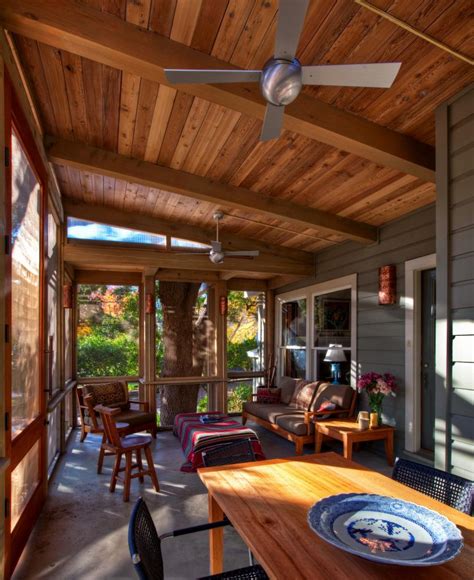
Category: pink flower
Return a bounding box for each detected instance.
[357,371,398,397]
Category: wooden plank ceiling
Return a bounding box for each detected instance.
[8,0,474,261]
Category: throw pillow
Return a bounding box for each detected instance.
[317,399,337,412]
[278,376,297,404]
[256,387,281,404]
[315,398,337,420]
[291,380,320,411]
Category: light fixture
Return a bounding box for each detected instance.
[379,264,397,305]
[324,344,347,384]
[63,284,73,309]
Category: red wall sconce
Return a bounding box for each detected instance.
[219,295,228,316]
[63,284,73,309]
[145,293,155,314]
[378,265,397,305]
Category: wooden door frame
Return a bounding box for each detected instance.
[404,253,436,454]
[4,71,48,578]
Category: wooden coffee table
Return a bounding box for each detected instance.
[315,419,395,465]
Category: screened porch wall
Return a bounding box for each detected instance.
[275,204,436,454]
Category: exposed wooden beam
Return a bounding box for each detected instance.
[74,270,142,285]
[51,138,377,243]
[219,272,237,281]
[154,269,222,283]
[0,0,435,181]
[62,199,313,264]
[227,278,268,292]
[64,241,313,277]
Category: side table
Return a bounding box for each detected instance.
[315,419,395,466]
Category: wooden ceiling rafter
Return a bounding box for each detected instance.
[62,199,314,265]
[63,240,314,277]
[0,0,436,181]
[48,137,378,243]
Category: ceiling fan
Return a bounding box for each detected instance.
[165,0,401,141]
[183,211,259,264]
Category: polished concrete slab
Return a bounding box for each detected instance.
[14,423,392,580]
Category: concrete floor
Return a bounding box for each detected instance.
[14,422,392,580]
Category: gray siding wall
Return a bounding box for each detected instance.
[277,204,436,454]
[436,85,474,478]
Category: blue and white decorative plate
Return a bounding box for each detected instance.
[307,493,463,566]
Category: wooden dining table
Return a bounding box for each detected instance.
[198,452,473,579]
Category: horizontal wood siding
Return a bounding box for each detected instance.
[436,84,474,476]
[277,204,436,453]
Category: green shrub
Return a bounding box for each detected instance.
[77,333,139,377]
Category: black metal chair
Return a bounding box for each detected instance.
[129,498,268,580]
[202,439,256,468]
[392,457,474,515]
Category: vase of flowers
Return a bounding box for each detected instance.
[357,372,397,426]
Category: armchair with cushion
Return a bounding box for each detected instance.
[77,381,157,472]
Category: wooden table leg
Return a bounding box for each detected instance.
[385,430,395,466]
[315,429,324,453]
[342,434,353,461]
[208,493,224,575]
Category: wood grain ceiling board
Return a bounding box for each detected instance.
[304,0,474,145]
[7,0,470,255]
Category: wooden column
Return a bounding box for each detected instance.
[143,274,156,414]
[265,288,275,375]
[208,281,227,412]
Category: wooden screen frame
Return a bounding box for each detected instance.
[3,71,48,578]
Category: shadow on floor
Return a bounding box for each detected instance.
[13,422,393,580]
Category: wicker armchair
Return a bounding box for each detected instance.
[202,439,256,468]
[392,457,473,515]
[128,498,268,580]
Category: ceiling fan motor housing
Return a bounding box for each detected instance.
[260,58,303,106]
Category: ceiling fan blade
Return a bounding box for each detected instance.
[274,0,310,60]
[301,62,402,88]
[164,69,261,84]
[260,104,285,141]
[224,250,260,257]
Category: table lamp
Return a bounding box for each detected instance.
[324,344,346,384]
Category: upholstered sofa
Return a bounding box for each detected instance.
[77,381,157,442]
[242,378,356,454]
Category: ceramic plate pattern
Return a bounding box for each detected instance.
[307,493,463,566]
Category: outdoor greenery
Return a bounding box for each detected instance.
[76,285,263,414]
[77,285,139,377]
[197,383,252,414]
[226,291,262,371]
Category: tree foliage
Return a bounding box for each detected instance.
[77,285,139,377]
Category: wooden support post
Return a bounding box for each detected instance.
[143,274,156,414]
[208,282,227,412]
[265,288,275,378]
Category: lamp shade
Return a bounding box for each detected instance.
[324,344,347,362]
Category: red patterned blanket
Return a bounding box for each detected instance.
[173,412,265,472]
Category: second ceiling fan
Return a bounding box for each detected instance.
[165,0,401,141]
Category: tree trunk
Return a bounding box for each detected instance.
[158,281,207,427]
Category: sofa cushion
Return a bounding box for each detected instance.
[82,382,128,409]
[310,383,354,413]
[277,376,297,404]
[276,412,313,436]
[291,380,320,410]
[243,402,290,424]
